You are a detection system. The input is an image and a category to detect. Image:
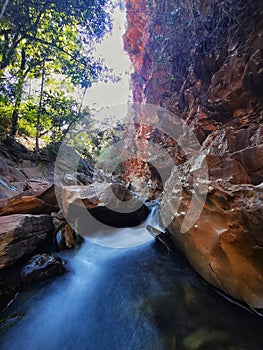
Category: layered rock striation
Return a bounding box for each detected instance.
[124,0,263,307]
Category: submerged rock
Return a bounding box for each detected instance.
[20,254,66,284]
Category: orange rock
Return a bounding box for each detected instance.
[161,177,263,308]
[64,224,75,249]
[0,184,58,216]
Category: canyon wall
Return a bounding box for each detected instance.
[124,0,263,307]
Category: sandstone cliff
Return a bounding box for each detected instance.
[124,0,263,307]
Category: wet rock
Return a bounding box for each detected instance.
[0,214,54,269]
[51,211,84,250]
[183,327,230,350]
[20,254,66,284]
[62,224,79,249]
[56,227,84,250]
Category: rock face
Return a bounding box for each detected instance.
[20,254,66,285]
[161,173,263,308]
[0,214,54,269]
[59,182,148,229]
[124,0,263,307]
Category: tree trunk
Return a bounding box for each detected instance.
[36,59,45,156]
[60,86,88,142]
[78,86,88,115]
[11,48,26,136]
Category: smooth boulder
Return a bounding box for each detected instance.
[161,165,263,308]
[60,182,148,229]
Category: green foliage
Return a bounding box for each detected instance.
[15,91,84,142]
[0,0,114,152]
[41,91,78,142]
[0,101,12,139]
[0,0,112,70]
[17,100,38,136]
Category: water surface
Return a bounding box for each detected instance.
[0,221,263,350]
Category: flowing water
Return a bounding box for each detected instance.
[0,207,263,350]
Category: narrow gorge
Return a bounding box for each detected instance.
[123,0,263,309]
[0,0,263,349]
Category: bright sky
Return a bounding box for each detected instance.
[25,2,132,126]
[81,4,133,113]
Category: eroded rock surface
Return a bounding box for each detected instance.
[161,173,263,307]
[124,0,263,306]
[0,214,54,269]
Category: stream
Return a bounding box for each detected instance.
[0,205,263,349]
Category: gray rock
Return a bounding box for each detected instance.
[20,254,66,284]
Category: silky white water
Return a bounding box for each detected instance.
[1,206,263,350]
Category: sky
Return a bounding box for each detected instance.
[25,2,132,126]
[81,4,133,113]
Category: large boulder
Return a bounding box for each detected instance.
[59,182,148,229]
[160,159,263,308]
[0,214,54,269]
[160,101,263,309]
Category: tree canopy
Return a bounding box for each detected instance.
[0,0,114,155]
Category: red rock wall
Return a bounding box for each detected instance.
[123,0,263,192]
[124,0,263,307]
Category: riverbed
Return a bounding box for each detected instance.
[0,216,263,349]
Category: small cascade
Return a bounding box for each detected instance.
[1,220,263,350]
[84,201,160,249]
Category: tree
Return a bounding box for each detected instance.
[11,47,26,135]
[0,0,112,72]
[0,0,114,148]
